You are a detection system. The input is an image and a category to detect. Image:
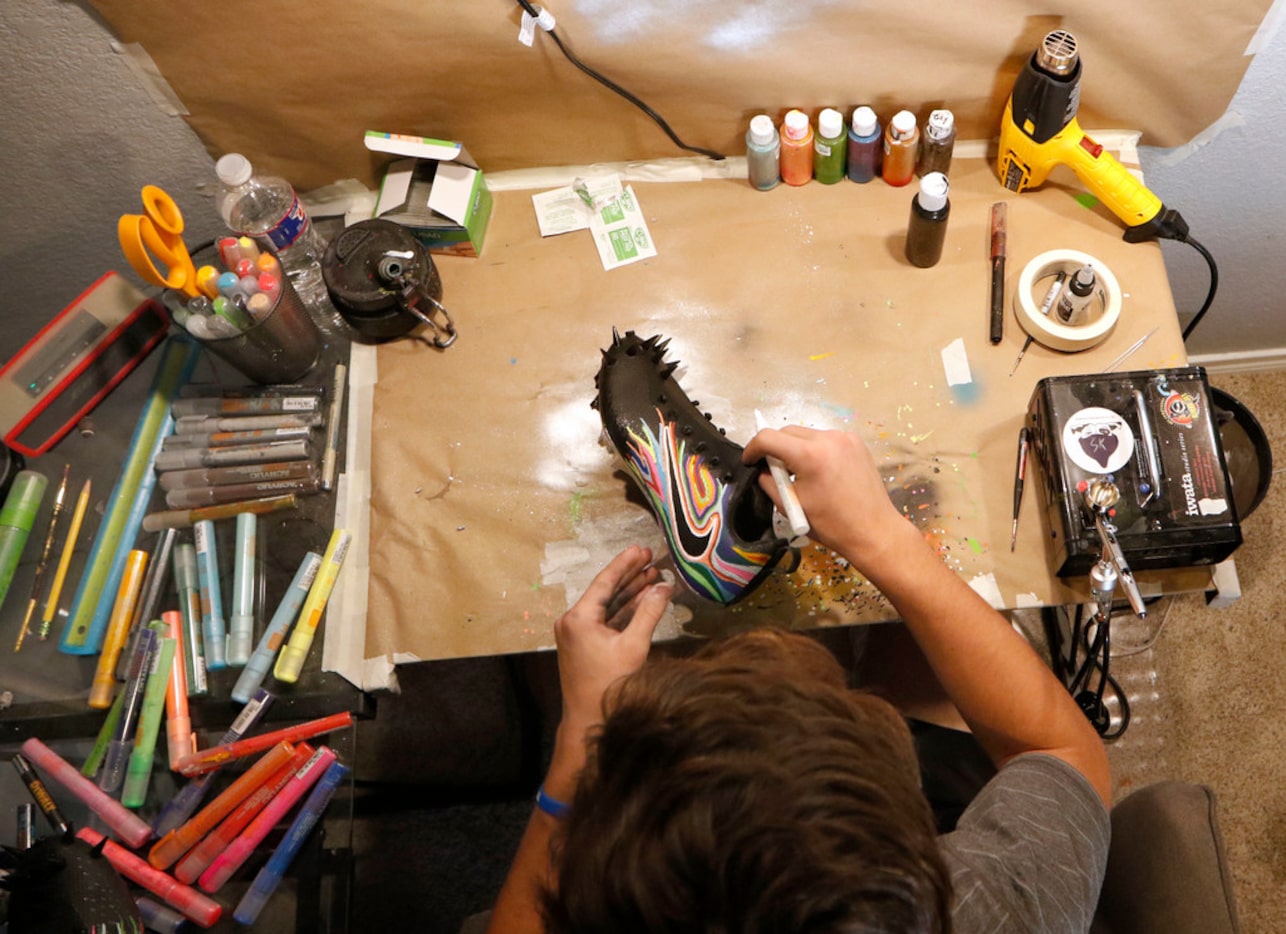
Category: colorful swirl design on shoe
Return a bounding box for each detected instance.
[623,409,774,603]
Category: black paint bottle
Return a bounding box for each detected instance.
[905,171,950,268]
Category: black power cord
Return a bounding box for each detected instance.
[513,1,726,161]
[1126,208,1219,341]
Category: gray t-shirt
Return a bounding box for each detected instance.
[939,753,1110,934]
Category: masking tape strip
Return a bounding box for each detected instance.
[110,41,189,117]
[1013,249,1122,352]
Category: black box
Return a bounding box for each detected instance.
[1027,367,1242,576]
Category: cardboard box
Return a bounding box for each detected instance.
[364,131,493,257]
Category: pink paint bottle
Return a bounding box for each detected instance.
[779,110,814,186]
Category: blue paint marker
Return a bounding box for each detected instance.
[233,760,349,925]
[193,519,226,670]
[226,513,257,666]
[231,551,321,704]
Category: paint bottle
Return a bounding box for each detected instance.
[745,114,781,191]
[905,171,950,268]
[813,108,846,184]
[917,109,957,177]
[1055,264,1099,326]
[780,109,814,187]
[882,110,920,187]
[845,106,882,183]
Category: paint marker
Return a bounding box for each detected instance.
[116,528,178,681]
[274,529,351,684]
[752,410,810,539]
[153,438,312,473]
[162,425,313,450]
[175,711,353,777]
[165,476,320,510]
[174,743,314,884]
[233,552,322,703]
[122,630,177,808]
[321,363,347,491]
[172,544,207,697]
[193,520,226,671]
[88,549,150,710]
[198,745,337,893]
[16,802,35,850]
[152,689,274,836]
[180,382,322,400]
[12,752,72,838]
[172,395,321,417]
[82,689,125,779]
[233,759,350,925]
[227,513,257,665]
[162,610,196,771]
[0,471,48,618]
[149,740,297,870]
[174,413,322,435]
[98,626,160,794]
[20,738,153,849]
[158,460,315,492]
[136,896,194,934]
[77,827,221,928]
[142,493,300,533]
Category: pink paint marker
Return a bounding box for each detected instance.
[78,827,222,928]
[198,745,337,893]
[19,738,152,849]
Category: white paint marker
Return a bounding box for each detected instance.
[753,409,810,539]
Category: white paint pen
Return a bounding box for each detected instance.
[753,410,810,539]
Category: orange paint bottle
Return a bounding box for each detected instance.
[780,110,814,186]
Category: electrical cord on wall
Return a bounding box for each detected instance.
[1179,235,1219,341]
[513,0,726,161]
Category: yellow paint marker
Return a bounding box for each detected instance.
[272,529,351,684]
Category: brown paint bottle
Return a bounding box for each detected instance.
[905,172,950,267]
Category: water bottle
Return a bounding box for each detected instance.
[214,154,331,314]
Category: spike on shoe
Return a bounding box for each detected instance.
[594,330,792,604]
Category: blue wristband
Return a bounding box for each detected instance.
[535,785,571,819]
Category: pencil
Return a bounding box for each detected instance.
[40,478,90,640]
[321,363,347,491]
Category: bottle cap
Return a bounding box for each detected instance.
[890,110,917,140]
[216,153,253,187]
[851,106,878,137]
[783,109,810,141]
[818,108,843,139]
[748,114,776,146]
[917,172,950,212]
[1070,264,1097,294]
[926,109,955,140]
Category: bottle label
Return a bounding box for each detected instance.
[266,193,308,251]
[816,141,833,157]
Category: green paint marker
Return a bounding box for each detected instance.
[122,630,177,808]
[0,470,48,616]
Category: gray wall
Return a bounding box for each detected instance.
[2,0,1282,365]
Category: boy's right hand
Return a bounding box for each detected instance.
[742,426,913,570]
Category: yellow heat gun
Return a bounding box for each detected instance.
[998,30,1188,243]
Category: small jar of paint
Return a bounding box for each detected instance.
[780,109,814,186]
[846,106,882,183]
[813,108,846,184]
[745,114,781,191]
[882,110,920,187]
[905,171,950,268]
[917,109,956,178]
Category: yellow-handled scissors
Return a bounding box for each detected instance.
[118,185,200,298]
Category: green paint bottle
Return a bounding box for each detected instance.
[814,108,847,184]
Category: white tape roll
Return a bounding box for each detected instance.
[1013,249,1122,352]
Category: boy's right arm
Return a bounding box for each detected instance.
[743,427,1111,806]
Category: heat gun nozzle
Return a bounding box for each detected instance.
[1037,30,1079,75]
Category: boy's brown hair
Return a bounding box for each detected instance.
[542,629,952,933]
